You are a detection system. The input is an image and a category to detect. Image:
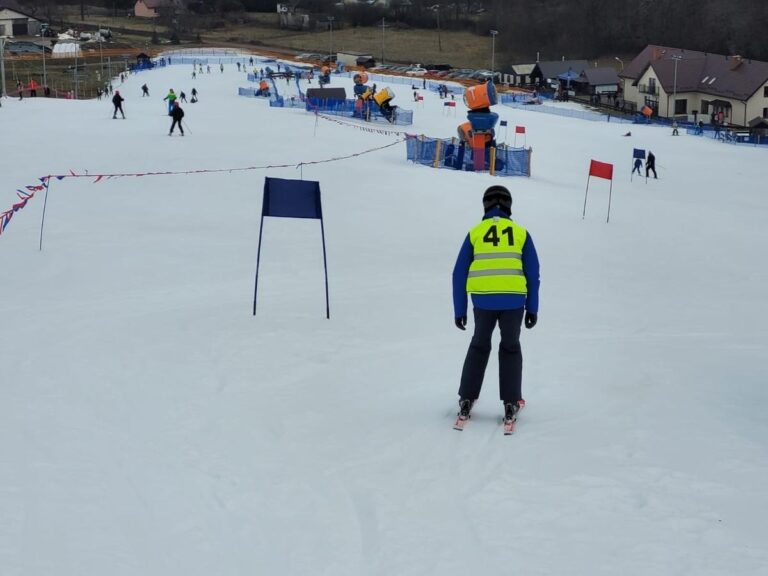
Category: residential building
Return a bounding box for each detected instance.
[620,44,768,127]
[134,0,183,19]
[0,5,41,37]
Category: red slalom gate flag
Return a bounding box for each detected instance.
[589,159,614,180]
[515,125,526,134]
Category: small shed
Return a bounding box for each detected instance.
[0,6,42,37]
[531,60,590,88]
[336,51,375,69]
[577,67,620,95]
[502,63,536,87]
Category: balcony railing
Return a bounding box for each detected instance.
[639,84,659,96]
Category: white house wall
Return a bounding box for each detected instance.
[626,67,768,126]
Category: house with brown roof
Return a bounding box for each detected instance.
[134,0,183,19]
[0,5,42,37]
[620,44,768,128]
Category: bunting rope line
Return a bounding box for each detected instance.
[315,112,415,137]
[0,139,406,239]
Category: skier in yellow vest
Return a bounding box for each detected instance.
[452,185,540,430]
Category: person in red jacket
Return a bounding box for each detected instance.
[169,101,185,136]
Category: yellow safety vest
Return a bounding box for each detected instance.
[466,217,528,295]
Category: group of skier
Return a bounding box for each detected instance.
[110,83,197,136]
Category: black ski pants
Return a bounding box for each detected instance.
[458,307,524,403]
[170,118,184,135]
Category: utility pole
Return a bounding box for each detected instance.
[671,55,682,119]
[436,6,442,52]
[380,18,386,65]
[0,37,7,101]
[490,30,498,79]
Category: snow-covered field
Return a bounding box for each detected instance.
[2,52,767,576]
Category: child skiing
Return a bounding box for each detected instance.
[169,101,185,136]
[112,90,125,119]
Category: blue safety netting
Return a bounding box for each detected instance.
[306,98,414,126]
[405,136,531,177]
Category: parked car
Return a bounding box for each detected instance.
[356,55,376,68]
[471,70,497,82]
[405,67,428,76]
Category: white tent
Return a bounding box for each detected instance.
[52,41,82,58]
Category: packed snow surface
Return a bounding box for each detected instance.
[2,51,767,576]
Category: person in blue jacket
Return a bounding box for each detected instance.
[452,185,540,423]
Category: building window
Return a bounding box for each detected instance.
[764,107,768,118]
[674,99,688,115]
[764,86,768,98]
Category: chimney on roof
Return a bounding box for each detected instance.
[730,55,743,70]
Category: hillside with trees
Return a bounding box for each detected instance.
[15,0,768,63]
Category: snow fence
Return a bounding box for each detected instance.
[406,135,532,177]
[305,98,414,126]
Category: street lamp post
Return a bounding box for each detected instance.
[490,30,498,80]
[41,39,47,88]
[328,16,334,62]
[435,5,442,52]
[0,36,7,101]
[380,17,386,65]
[614,56,624,71]
[671,55,682,119]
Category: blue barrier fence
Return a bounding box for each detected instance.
[406,135,531,177]
[500,93,632,124]
[306,98,414,126]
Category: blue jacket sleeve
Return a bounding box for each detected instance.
[452,235,473,318]
[522,232,540,314]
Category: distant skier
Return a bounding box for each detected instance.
[163,88,176,115]
[190,88,198,103]
[646,151,658,179]
[632,157,643,176]
[179,90,187,103]
[112,90,125,119]
[141,83,149,97]
[169,101,184,136]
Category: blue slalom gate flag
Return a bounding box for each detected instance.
[633,148,646,159]
[499,120,508,127]
[253,177,330,318]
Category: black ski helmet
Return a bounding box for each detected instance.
[482,185,512,214]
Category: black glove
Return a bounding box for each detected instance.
[524,311,537,329]
[455,316,467,330]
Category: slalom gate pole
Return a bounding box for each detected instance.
[320,215,330,320]
[582,176,590,219]
[606,180,613,223]
[253,213,266,316]
[38,176,51,251]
